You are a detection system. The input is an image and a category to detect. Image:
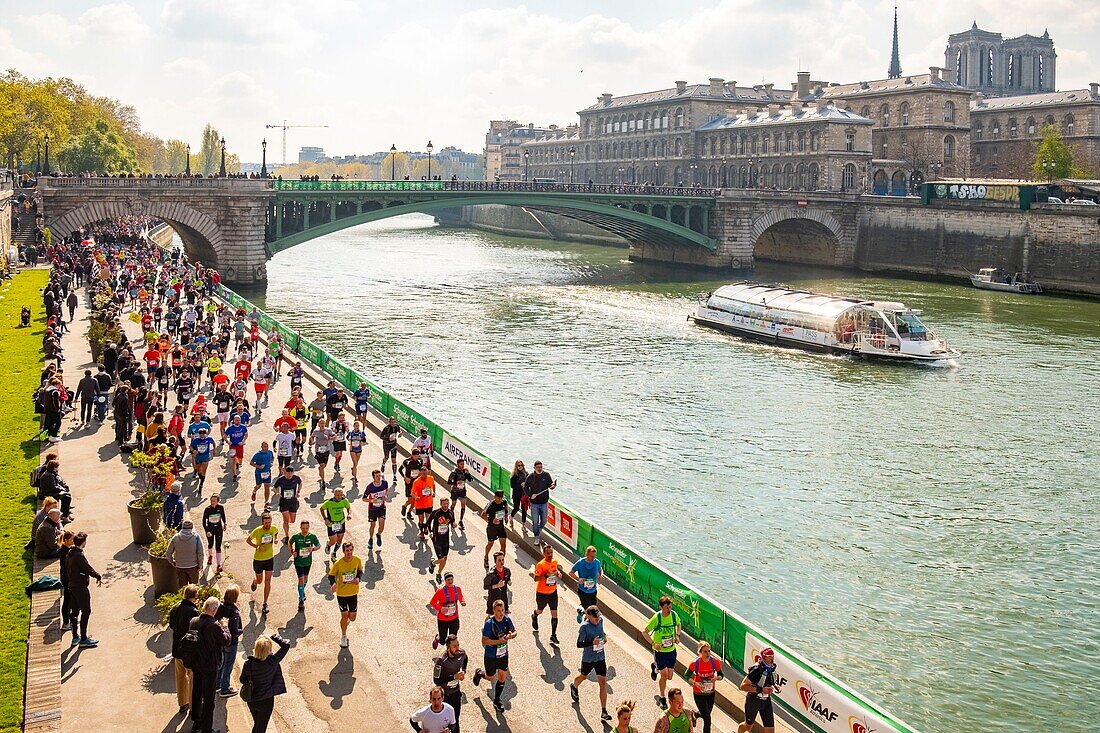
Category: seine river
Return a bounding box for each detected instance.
[249,214,1098,733]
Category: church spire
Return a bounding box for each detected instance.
[888,2,902,79]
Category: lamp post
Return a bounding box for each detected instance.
[631,163,636,185]
[35,141,41,175]
[690,163,699,186]
[44,133,50,174]
[748,159,755,187]
[569,146,576,184]
[261,138,268,178]
[426,140,433,180]
[523,149,530,181]
[185,144,191,176]
[653,161,659,186]
[219,137,227,177]
[390,144,397,180]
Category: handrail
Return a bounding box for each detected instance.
[273,179,719,198]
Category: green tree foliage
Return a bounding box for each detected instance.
[165,139,189,174]
[196,124,222,176]
[57,119,139,174]
[1032,125,1085,180]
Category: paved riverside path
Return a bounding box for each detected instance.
[55,289,792,733]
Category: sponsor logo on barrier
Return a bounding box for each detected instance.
[392,402,431,436]
[604,539,639,584]
[545,504,578,549]
[662,581,702,627]
[441,433,490,486]
[849,715,876,733]
[796,681,839,724]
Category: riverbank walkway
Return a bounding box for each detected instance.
[43,283,795,732]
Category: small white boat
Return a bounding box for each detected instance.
[969,268,1043,294]
[692,282,959,363]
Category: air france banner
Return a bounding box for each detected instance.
[745,633,905,733]
[441,432,491,486]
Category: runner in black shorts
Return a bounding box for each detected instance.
[480,489,509,569]
[738,647,778,733]
[446,458,474,531]
[399,449,423,519]
[472,599,517,713]
[274,465,301,543]
[483,552,512,616]
[380,417,400,479]
[428,498,455,584]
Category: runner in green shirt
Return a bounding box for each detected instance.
[321,488,352,561]
[644,595,682,709]
[246,512,279,614]
[289,520,321,613]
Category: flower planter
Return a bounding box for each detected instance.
[148,551,180,597]
[128,502,161,545]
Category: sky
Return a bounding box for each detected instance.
[1,0,1097,163]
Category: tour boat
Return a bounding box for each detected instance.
[691,282,959,363]
[969,268,1043,294]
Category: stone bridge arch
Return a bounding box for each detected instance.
[749,207,851,267]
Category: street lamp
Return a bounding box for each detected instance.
[219,137,227,177]
[426,140,433,180]
[261,138,268,178]
[690,163,698,186]
[44,133,50,174]
[185,144,191,176]
[523,149,530,181]
[390,144,397,180]
[653,161,659,186]
[568,146,576,184]
[35,141,41,175]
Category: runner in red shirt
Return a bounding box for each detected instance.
[687,642,724,733]
[272,409,298,433]
[234,357,251,382]
[429,573,465,649]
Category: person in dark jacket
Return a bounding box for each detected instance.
[168,584,200,713]
[508,459,529,528]
[36,459,73,520]
[112,382,133,445]
[215,584,243,697]
[57,531,75,631]
[189,597,231,733]
[64,532,101,648]
[240,633,290,733]
[34,508,63,559]
[76,369,99,424]
[102,343,118,376]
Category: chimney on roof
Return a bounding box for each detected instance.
[767,103,780,116]
[792,101,804,114]
[675,80,687,93]
[1091,82,1099,98]
[929,66,941,81]
[975,92,985,106]
[797,71,811,98]
[709,78,724,95]
[601,93,613,104]
[726,80,738,94]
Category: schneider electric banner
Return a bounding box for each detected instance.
[744,632,910,733]
[441,432,491,486]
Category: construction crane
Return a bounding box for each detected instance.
[265,120,328,166]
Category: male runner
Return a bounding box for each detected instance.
[428,497,455,583]
[274,464,301,543]
[327,542,362,649]
[645,595,682,710]
[472,600,516,713]
[446,458,474,530]
[288,520,320,613]
[321,488,352,562]
[362,470,389,550]
[480,489,509,569]
[246,512,279,615]
[570,605,612,721]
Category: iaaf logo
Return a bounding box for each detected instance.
[795,681,839,723]
[848,715,877,733]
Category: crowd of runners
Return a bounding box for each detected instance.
[30,226,783,733]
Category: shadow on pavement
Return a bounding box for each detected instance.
[317,647,356,708]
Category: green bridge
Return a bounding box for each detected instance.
[266,180,718,253]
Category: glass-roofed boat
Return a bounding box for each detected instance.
[692,282,959,363]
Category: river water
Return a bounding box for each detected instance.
[248,214,1099,733]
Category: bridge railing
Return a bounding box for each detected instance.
[274,179,719,198]
[38,176,271,190]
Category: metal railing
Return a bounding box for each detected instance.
[274,179,718,198]
[38,176,271,189]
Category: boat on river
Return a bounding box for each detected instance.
[691,282,959,362]
[969,268,1043,294]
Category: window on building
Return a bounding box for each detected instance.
[751,136,758,153]
[881,104,890,127]
[880,137,888,158]
[845,132,854,152]
[842,163,857,190]
[992,122,1000,139]
[955,50,963,84]
[739,136,746,154]
[1007,54,1014,88]
[798,132,805,152]
[900,103,910,126]
[613,120,620,133]
[628,118,635,132]
[811,132,819,151]
[719,138,725,154]
[944,135,955,159]
[1046,114,1055,127]
[1065,115,1076,136]
[944,101,956,123]
[1008,119,1017,137]
[1038,54,1044,89]
[986,48,994,86]
[1027,118,1036,135]
[861,106,871,119]
[975,123,983,140]
[675,108,685,128]
[762,135,769,153]
[662,111,669,129]
[784,134,791,152]
[675,138,682,156]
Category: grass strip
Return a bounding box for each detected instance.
[0,269,49,732]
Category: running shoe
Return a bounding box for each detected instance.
[570,683,579,703]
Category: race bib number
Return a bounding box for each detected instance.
[371,494,384,507]
[545,575,557,587]
[496,642,508,658]
[698,679,715,694]
[261,534,273,544]
[421,487,432,497]
[341,572,355,583]
[207,515,221,524]
[446,679,458,689]
[260,471,271,481]
[298,545,313,558]
[660,637,675,649]
[410,469,420,478]
[442,603,457,616]
[282,488,295,499]
[581,579,596,591]
[437,524,448,534]
[494,510,506,524]
[592,636,605,653]
[331,522,344,533]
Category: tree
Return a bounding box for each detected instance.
[165,139,189,174]
[1032,125,1083,180]
[196,124,222,176]
[57,119,138,174]
[0,77,68,171]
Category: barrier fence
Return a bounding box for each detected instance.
[218,284,918,733]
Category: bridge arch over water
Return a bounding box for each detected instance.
[749,206,847,266]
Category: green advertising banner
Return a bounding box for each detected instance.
[275,324,298,351]
[296,337,326,370]
[357,375,389,416]
[257,313,275,332]
[390,398,440,447]
[325,356,357,391]
[589,526,725,652]
[491,461,511,502]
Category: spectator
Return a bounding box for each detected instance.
[215,585,243,698]
[34,508,64,558]
[162,484,184,530]
[165,519,204,586]
[239,634,291,733]
[64,532,102,648]
[187,597,231,733]
[76,368,99,425]
[168,584,200,714]
[35,459,73,520]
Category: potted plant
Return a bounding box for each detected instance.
[148,525,181,597]
[154,583,221,625]
[127,445,175,544]
[128,487,164,545]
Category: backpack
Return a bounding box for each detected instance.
[177,616,207,671]
[32,389,44,414]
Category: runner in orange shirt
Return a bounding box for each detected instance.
[412,471,436,541]
[532,543,563,644]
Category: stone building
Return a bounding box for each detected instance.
[519,127,581,182]
[484,120,517,181]
[945,23,1056,97]
[970,84,1100,178]
[819,68,973,194]
[488,122,564,181]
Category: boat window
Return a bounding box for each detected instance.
[896,312,928,338]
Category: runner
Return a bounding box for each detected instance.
[380,416,400,480]
[361,470,388,550]
[479,489,510,569]
[288,520,320,613]
[570,605,612,721]
[428,497,455,582]
[201,493,227,573]
[272,407,298,435]
[321,488,352,562]
[429,571,465,649]
[274,464,301,543]
[225,414,249,482]
[330,412,349,475]
[399,449,424,519]
[412,466,436,541]
[287,361,305,394]
[188,426,215,491]
[250,360,271,414]
[645,595,682,710]
[308,390,325,434]
[204,351,222,391]
[352,381,371,425]
[483,551,512,617]
[408,686,457,733]
[432,636,468,732]
[653,689,698,733]
[212,384,233,441]
[446,458,474,531]
[532,542,563,644]
[412,428,434,470]
[347,420,367,484]
[290,396,309,458]
[736,647,777,733]
[472,599,516,713]
[273,423,296,471]
[249,441,275,509]
[327,541,362,649]
[310,418,334,489]
[324,380,346,422]
[246,512,279,615]
[687,643,724,733]
[569,545,605,622]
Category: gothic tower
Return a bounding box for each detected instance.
[944,23,1056,97]
[887,3,902,79]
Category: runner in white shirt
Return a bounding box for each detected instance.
[413,428,434,470]
[250,364,271,413]
[274,426,296,470]
[409,687,456,733]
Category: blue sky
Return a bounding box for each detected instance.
[1,1,1096,162]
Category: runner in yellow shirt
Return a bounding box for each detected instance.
[328,541,363,649]
[246,512,279,615]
